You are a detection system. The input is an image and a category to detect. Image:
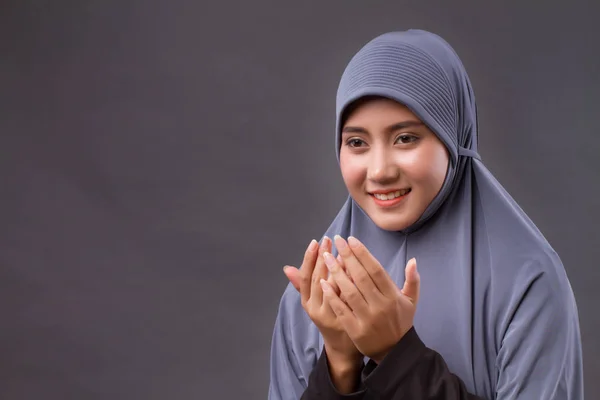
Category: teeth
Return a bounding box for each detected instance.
[373,189,410,200]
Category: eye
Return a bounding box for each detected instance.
[345,138,366,148]
[395,134,418,144]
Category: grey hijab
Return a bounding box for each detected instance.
[269,30,583,399]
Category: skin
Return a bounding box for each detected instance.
[284,97,449,393]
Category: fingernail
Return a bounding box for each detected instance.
[334,235,346,249]
[320,279,330,292]
[348,236,360,248]
[321,236,330,248]
[283,265,290,272]
[308,240,318,252]
[323,252,335,268]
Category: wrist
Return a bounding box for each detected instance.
[324,346,363,394]
[327,358,362,394]
[370,351,389,365]
[370,327,414,364]
[324,344,363,368]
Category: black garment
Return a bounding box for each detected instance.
[302,328,485,400]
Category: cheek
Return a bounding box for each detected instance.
[432,147,450,185]
[339,152,366,189]
[401,145,449,188]
[424,147,449,190]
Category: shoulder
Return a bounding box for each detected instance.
[495,249,579,337]
[510,248,572,300]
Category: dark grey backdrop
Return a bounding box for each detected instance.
[1,1,598,399]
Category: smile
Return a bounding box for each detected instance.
[369,188,411,208]
[371,189,411,200]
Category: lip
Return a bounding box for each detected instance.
[370,189,411,208]
[369,188,408,195]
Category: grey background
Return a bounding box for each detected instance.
[1,1,598,399]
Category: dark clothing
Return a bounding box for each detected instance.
[302,328,484,400]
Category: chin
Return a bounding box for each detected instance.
[370,214,417,232]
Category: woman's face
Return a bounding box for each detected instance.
[339,97,450,231]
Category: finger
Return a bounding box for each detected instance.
[326,255,346,295]
[336,254,345,272]
[283,265,301,292]
[327,273,348,302]
[327,271,340,295]
[347,236,397,296]
[328,258,348,301]
[323,251,369,316]
[334,235,380,304]
[320,276,342,319]
[329,255,353,295]
[337,254,353,282]
[297,239,319,303]
[311,237,331,305]
[320,279,359,336]
[401,258,420,305]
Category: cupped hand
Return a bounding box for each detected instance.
[283,237,362,362]
[320,235,420,364]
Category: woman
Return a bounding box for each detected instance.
[268,30,584,399]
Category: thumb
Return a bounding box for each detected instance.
[283,266,301,292]
[400,258,420,305]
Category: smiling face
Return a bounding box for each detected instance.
[339,97,450,231]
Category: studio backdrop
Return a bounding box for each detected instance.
[1,1,598,399]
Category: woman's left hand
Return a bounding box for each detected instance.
[320,235,420,364]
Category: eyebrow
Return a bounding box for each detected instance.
[342,121,424,134]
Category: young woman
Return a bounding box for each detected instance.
[268,29,584,399]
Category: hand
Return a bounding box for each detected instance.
[320,235,420,364]
[283,237,362,361]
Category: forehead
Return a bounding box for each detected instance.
[343,97,421,127]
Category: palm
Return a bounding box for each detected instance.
[284,239,361,358]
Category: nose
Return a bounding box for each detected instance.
[367,149,400,184]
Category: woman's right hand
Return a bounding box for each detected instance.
[283,237,363,392]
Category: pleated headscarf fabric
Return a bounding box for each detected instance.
[269,30,583,399]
